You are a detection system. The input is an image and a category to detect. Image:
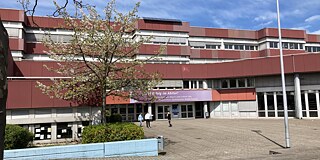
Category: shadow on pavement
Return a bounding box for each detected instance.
[251,130,286,149]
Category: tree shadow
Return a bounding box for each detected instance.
[251,130,286,149]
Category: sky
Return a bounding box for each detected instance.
[1,0,320,34]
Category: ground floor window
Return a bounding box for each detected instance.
[57,122,72,139]
[34,123,51,140]
[257,91,320,118]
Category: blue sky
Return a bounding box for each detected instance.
[1,0,320,34]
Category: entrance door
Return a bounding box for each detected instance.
[195,102,204,118]
[157,105,170,120]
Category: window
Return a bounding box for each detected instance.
[57,123,72,139]
[282,42,289,49]
[245,45,256,50]
[193,46,205,49]
[183,81,189,89]
[230,79,237,88]
[207,80,212,88]
[221,80,228,88]
[225,44,233,49]
[306,46,312,52]
[206,45,220,49]
[299,44,303,50]
[220,78,255,89]
[234,45,244,50]
[34,123,51,140]
[247,78,254,87]
[199,81,203,88]
[270,42,278,48]
[238,79,246,88]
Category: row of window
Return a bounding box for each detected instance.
[220,78,255,89]
[257,91,320,117]
[269,42,304,50]
[21,121,89,140]
[305,46,320,53]
[225,44,258,51]
[192,44,258,51]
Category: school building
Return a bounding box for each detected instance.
[1,8,320,143]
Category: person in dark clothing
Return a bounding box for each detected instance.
[167,111,172,127]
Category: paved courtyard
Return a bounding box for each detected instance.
[86,118,320,160]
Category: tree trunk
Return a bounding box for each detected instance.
[0,21,9,160]
[101,91,106,124]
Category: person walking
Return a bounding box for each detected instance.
[167,111,172,127]
[145,112,151,128]
[138,113,144,127]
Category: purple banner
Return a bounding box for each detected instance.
[131,90,212,103]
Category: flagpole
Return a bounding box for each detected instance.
[276,0,290,148]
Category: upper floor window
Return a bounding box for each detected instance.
[225,43,258,51]
[270,42,278,48]
[206,44,220,50]
[219,78,255,89]
[305,46,320,53]
[225,44,233,50]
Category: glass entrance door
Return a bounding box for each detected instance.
[157,105,170,119]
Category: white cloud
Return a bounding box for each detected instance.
[310,29,320,34]
[305,15,320,22]
[254,12,277,22]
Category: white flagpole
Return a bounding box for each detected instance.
[276,0,290,148]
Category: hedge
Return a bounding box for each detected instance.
[81,123,144,144]
[5,124,34,150]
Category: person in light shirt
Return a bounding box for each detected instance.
[144,112,152,128]
[138,113,144,127]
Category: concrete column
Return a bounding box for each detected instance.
[72,122,78,141]
[274,92,278,117]
[148,103,152,114]
[221,39,225,49]
[203,80,208,89]
[51,123,57,143]
[189,81,191,89]
[264,92,268,117]
[203,102,208,118]
[316,91,320,117]
[294,74,303,119]
[305,91,309,117]
[196,81,199,89]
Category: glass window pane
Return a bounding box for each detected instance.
[238,79,245,88]
[158,106,163,113]
[230,79,236,88]
[221,80,228,88]
[181,105,186,112]
[247,78,254,87]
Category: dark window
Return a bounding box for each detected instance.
[221,80,228,88]
[247,78,254,87]
[234,45,244,50]
[225,44,233,49]
[57,123,72,139]
[183,81,189,89]
[199,81,203,88]
[230,79,237,88]
[282,42,289,49]
[238,79,246,88]
[299,44,303,50]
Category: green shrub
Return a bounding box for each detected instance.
[106,114,123,123]
[82,122,144,144]
[5,124,34,150]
